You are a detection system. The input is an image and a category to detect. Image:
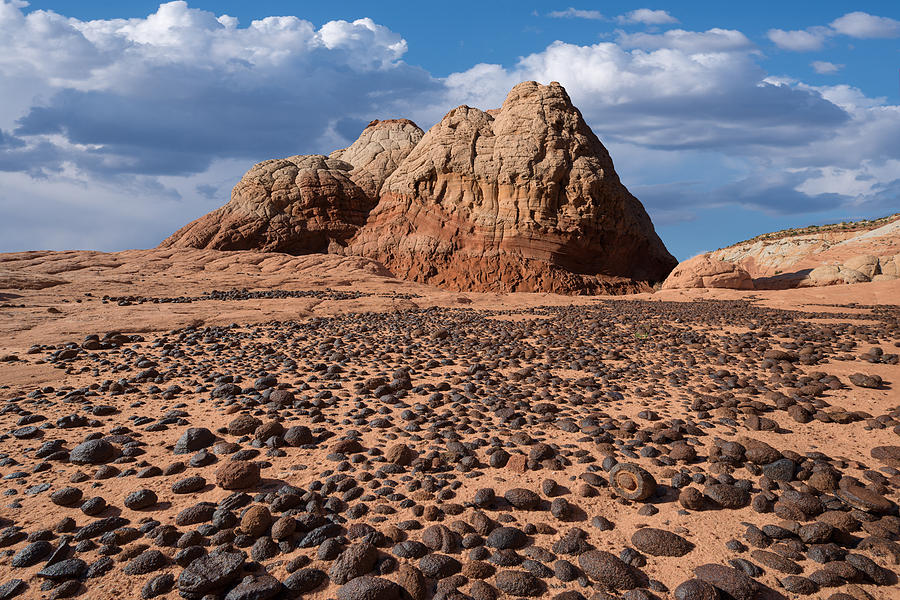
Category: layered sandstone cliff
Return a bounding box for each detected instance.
[663,214,900,289]
[162,82,676,293]
[348,82,676,293]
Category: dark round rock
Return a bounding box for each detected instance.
[693,564,759,600]
[124,549,168,575]
[141,573,175,599]
[177,551,245,596]
[69,439,115,465]
[703,485,750,509]
[419,554,461,579]
[504,488,541,510]
[673,578,718,600]
[50,487,83,507]
[172,476,206,494]
[124,489,158,510]
[486,527,527,550]
[284,426,313,447]
[284,568,328,594]
[762,459,796,482]
[779,576,819,595]
[174,428,216,455]
[578,551,639,590]
[392,541,429,559]
[224,574,283,600]
[631,528,694,557]
[336,576,401,600]
[494,570,544,596]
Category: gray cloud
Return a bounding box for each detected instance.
[0,1,898,253]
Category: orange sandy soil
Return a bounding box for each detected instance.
[0,248,897,600]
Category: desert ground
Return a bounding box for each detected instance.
[0,248,897,600]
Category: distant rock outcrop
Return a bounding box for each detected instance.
[661,255,754,290]
[162,82,676,294]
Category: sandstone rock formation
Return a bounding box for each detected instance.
[161,155,370,254]
[162,119,424,255]
[349,82,675,293]
[162,82,676,293]
[661,255,754,290]
[706,215,900,288]
[330,119,424,197]
[799,253,899,287]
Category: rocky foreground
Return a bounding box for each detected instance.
[0,250,899,600]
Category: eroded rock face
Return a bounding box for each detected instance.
[661,255,754,290]
[330,119,424,197]
[349,81,676,293]
[161,82,676,293]
[161,155,375,254]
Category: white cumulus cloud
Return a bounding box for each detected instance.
[547,8,604,20]
[767,28,828,51]
[831,11,900,39]
[617,9,678,25]
[811,60,843,74]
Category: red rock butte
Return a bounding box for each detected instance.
[161,81,677,294]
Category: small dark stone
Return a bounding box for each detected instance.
[37,559,87,580]
[693,564,758,600]
[673,578,718,600]
[11,541,53,567]
[124,489,158,510]
[224,574,283,600]
[284,568,327,594]
[50,487,83,507]
[69,440,115,465]
[578,550,638,590]
[177,551,245,596]
[124,549,168,575]
[174,428,216,454]
[631,528,693,557]
[336,576,401,600]
[486,527,527,550]
[494,570,545,596]
[141,573,175,599]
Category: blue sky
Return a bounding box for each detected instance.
[0,1,898,260]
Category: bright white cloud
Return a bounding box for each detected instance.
[811,60,843,74]
[0,1,435,178]
[770,12,900,53]
[618,28,753,52]
[617,9,678,25]
[547,8,604,20]
[831,11,900,39]
[767,28,828,51]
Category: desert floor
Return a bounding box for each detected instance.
[0,249,898,600]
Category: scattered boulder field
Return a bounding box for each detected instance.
[0,248,898,600]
